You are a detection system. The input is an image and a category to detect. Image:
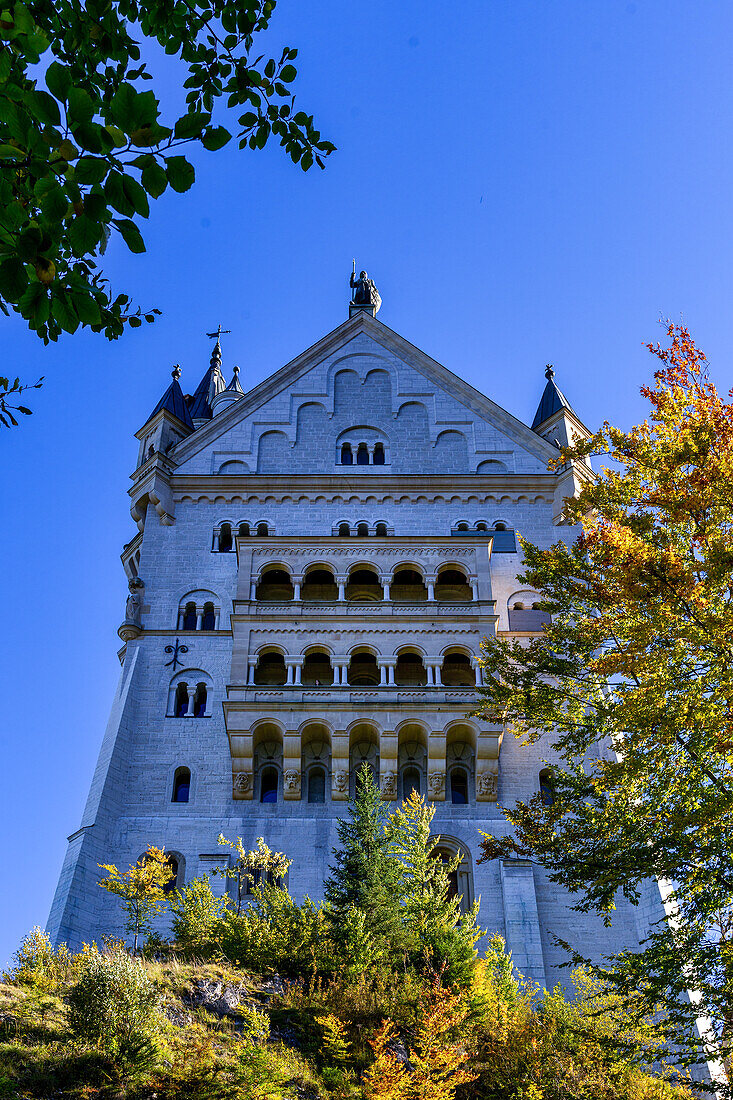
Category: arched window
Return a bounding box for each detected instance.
[201,602,216,630]
[307,767,326,804]
[238,522,250,538]
[475,522,488,532]
[373,442,385,465]
[348,650,379,686]
[539,768,556,806]
[193,682,207,717]
[395,651,427,686]
[174,682,189,717]
[346,567,382,602]
[256,568,293,602]
[356,442,369,465]
[402,766,421,801]
[256,522,268,536]
[172,767,190,803]
[165,855,180,894]
[301,568,338,603]
[435,568,472,603]
[261,767,278,803]
[391,568,427,602]
[494,522,506,531]
[356,522,369,537]
[338,522,351,537]
[450,768,468,805]
[375,522,388,537]
[302,650,334,686]
[218,523,233,552]
[340,442,353,465]
[442,651,474,687]
[254,651,287,686]
[182,602,197,631]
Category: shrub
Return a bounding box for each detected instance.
[6,927,79,993]
[170,876,227,957]
[67,950,163,1073]
[239,1002,270,1045]
[217,883,331,978]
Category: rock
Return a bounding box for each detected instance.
[182,978,247,1017]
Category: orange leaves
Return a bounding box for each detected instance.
[363,981,477,1100]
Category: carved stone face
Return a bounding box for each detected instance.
[428,771,445,794]
[381,771,397,796]
[284,769,301,791]
[478,771,498,796]
[234,772,252,793]
[333,770,348,792]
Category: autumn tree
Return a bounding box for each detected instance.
[98,844,175,953]
[215,833,292,915]
[475,323,733,1071]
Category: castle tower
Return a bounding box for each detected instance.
[47,278,665,989]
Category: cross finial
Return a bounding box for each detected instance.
[206,323,231,341]
[171,364,182,380]
[545,363,555,380]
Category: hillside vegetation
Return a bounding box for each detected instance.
[0,773,695,1099]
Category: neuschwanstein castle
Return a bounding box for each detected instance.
[47,275,666,986]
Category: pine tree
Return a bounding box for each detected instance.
[324,763,411,967]
[390,791,481,987]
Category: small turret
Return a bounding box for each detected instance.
[211,365,246,415]
[130,366,195,531]
[531,364,590,451]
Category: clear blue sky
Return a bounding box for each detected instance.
[2,0,732,966]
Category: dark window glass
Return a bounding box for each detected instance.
[256,522,268,536]
[193,683,207,717]
[238,523,250,537]
[174,682,189,717]
[261,767,278,803]
[202,603,215,630]
[219,524,233,552]
[403,767,421,800]
[341,443,353,465]
[373,442,385,464]
[375,523,387,536]
[539,769,555,806]
[173,768,190,803]
[450,769,469,804]
[356,443,369,465]
[308,768,326,803]
[182,603,197,630]
[338,523,351,537]
[357,522,369,536]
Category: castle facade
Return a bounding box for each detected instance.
[47,292,664,987]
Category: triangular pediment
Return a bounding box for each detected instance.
[171,312,558,478]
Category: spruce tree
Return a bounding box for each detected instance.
[324,763,411,967]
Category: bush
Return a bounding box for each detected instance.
[6,927,76,992]
[170,876,227,958]
[217,883,332,978]
[67,950,163,1073]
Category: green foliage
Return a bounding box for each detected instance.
[67,950,163,1074]
[325,763,412,969]
[217,882,329,978]
[169,876,227,958]
[215,834,292,915]
[0,373,43,426]
[474,324,733,1070]
[390,790,482,987]
[98,844,176,953]
[0,0,335,349]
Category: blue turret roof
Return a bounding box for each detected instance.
[148,367,194,429]
[531,365,575,430]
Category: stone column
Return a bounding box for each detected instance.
[426,664,435,687]
[377,659,388,686]
[214,610,220,630]
[470,578,479,601]
[292,657,304,686]
[195,608,203,630]
[500,860,547,988]
[283,729,301,801]
[332,730,349,801]
[247,658,257,686]
[379,729,398,799]
[381,576,391,601]
[186,685,196,716]
[292,576,302,601]
[285,659,296,686]
[425,574,436,601]
[336,576,346,601]
[433,657,443,687]
[212,528,220,552]
[249,579,257,600]
[471,656,483,686]
[384,658,396,686]
[333,660,348,686]
[427,729,446,800]
[177,609,185,629]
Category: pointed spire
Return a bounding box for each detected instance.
[226,365,245,396]
[531,363,576,431]
[189,330,228,423]
[146,365,194,429]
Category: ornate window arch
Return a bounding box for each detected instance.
[167,669,213,717]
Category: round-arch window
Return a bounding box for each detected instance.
[261,767,278,803]
[494,523,506,531]
[450,769,468,805]
[308,767,326,804]
[172,767,190,803]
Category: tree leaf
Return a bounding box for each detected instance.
[112,218,146,254]
[165,156,195,193]
[140,159,167,198]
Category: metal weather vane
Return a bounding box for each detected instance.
[165,638,189,670]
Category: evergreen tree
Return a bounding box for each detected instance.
[324,763,411,967]
[390,790,482,987]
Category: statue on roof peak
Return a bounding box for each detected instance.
[350,261,381,315]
